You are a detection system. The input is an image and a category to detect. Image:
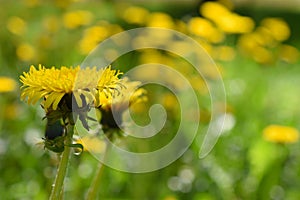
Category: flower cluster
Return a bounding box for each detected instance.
[238,17,297,64]
[5,0,299,66]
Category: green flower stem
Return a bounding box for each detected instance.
[86,142,110,200]
[49,123,74,200]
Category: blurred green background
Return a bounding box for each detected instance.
[1,0,300,199]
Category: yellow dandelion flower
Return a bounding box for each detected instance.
[98,78,147,131]
[130,61,160,82]
[86,25,109,40]
[209,13,254,34]
[175,20,188,33]
[200,2,230,20]
[238,32,276,64]
[212,45,236,61]
[261,18,290,42]
[16,43,36,62]
[200,64,224,80]
[189,75,208,95]
[122,6,149,25]
[63,10,93,29]
[20,65,78,110]
[255,27,276,47]
[77,136,106,154]
[94,66,123,107]
[146,12,174,29]
[263,125,299,143]
[219,14,255,34]
[237,33,258,53]
[167,41,194,57]
[139,49,164,64]
[20,65,123,110]
[106,24,123,35]
[279,44,299,63]
[130,100,148,114]
[99,77,146,112]
[188,17,224,43]
[7,16,27,35]
[252,46,274,65]
[78,25,109,54]
[200,2,254,34]
[161,93,178,111]
[0,77,17,93]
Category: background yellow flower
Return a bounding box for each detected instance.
[263,125,299,143]
[0,77,17,93]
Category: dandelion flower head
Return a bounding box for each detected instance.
[98,77,147,132]
[0,77,17,93]
[20,64,123,111]
[263,124,299,144]
[99,77,147,112]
